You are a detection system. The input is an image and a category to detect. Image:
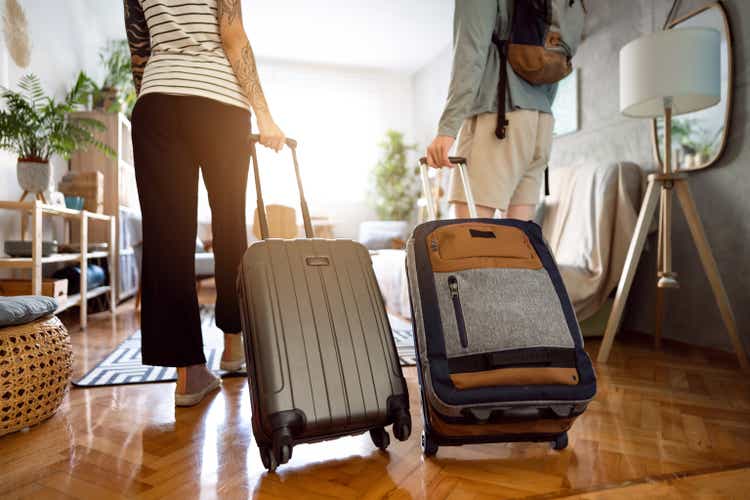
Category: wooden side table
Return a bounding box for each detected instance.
[0,200,116,329]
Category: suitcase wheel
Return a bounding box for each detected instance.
[272,428,293,467]
[259,445,277,472]
[421,430,438,457]
[392,412,412,442]
[552,432,568,451]
[370,427,391,451]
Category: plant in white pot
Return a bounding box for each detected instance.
[361,130,418,250]
[0,74,111,202]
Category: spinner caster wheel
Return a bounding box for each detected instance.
[552,432,569,451]
[393,412,412,441]
[370,427,391,450]
[421,431,438,457]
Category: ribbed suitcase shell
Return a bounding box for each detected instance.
[238,238,410,469]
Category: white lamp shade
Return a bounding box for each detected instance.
[619,28,721,118]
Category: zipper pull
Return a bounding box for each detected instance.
[448,276,468,348]
[449,276,459,296]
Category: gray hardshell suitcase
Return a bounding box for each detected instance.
[407,158,596,456]
[237,135,411,471]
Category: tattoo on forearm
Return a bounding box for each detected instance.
[124,0,151,94]
[236,42,269,114]
[217,0,241,25]
[218,0,270,116]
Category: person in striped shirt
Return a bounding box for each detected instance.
[124,0,284,406]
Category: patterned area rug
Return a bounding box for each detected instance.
[74,307,415,388]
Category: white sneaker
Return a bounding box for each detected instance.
[220,334,246,372]
[175,366,222,407]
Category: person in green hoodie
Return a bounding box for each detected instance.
[426,0,583,221]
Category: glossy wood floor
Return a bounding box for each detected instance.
[2,282,749,499]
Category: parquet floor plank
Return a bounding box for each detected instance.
[2,284,749,498]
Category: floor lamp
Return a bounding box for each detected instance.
[596,28,749,370]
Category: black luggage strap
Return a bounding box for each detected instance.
[447,347,577,373]
[492,32,510,140]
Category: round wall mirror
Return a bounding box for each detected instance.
[651,2,733,171]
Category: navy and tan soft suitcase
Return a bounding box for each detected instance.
[237,136,411,471]
[407,157,596,456]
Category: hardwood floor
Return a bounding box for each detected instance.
[2,284,750,499]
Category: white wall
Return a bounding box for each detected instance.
[0,1,125,273]
[198,59,417,239]
[412,46,452,152]
[1,2,418,247]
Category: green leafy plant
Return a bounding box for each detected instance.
[0,74,113,162]
[84,39,137,115]
[369,130,418,221]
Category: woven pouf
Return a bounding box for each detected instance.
[0,316,72,437]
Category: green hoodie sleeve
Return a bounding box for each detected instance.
[437,0,497,138]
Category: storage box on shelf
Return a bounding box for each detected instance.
[70,111,140,302]
[0,200,116,328]
[58,171,104,213]
[0,278,68,305]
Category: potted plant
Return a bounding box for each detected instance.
[360,130,418,250]
[89,40,137,115]
[0,74,112,201]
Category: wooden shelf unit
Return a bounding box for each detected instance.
[0,200,116,329]
[70,111,140,303]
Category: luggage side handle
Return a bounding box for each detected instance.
[249,135,314,239]
[418,157,478,220]
[463,407,540,422]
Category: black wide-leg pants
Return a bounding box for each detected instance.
[132,93,250,367]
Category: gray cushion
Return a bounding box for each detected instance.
[0,296,58,327]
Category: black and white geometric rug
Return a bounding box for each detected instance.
[73,307,415,388]
[73,306,244,387]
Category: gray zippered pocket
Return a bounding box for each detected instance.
[448,275,468,349]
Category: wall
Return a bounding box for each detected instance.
[0,1,125,274]
[413,46,451,151]
[623,0,750,352]
[0,2,416,246]
[412,0,750,353]
[196,59,417,239]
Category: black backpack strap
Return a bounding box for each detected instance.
[492,32,509,140]
[544,165,550,196]
[493,0,515,140]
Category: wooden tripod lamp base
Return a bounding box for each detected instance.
[602,28,748,370]
[595,171,749,370]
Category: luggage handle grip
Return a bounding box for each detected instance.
[250,136,314,240]
[249,133,298,150]
[418,157,477,220]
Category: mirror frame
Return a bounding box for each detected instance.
[650,1,733,172]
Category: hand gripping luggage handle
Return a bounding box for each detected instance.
[418,157,478,220]
[249,135,314,239]
[249,133,298,149]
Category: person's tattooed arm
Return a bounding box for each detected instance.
[123,0,151,95]
[218,0,284,150]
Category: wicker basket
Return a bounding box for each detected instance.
[0,316,72,437]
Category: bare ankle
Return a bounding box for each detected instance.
[176,364,208,394]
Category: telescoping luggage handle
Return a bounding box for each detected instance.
[418,157,478,220]
[249,134,314,240]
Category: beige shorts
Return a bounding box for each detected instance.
[448,110,554,212]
